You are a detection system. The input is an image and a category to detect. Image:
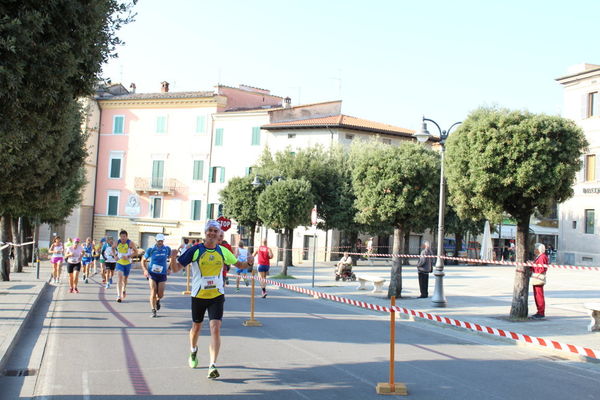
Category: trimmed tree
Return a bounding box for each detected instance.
[256,179,314,276]
[445,107,587,319]
[219,176,261,252]
[351,141,440,298]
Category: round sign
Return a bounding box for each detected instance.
[217,216,232,232]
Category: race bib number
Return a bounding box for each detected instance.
[119,253,128,259]
[201,275,218,290]
[151,264,164,274]
[54,253,63,258]
[84,252,92,257]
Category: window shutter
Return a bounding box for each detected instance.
[251,127,260,145]
[219,167,225,183]
[595,154,600,182]
[114,116,124,134]
[196,116,205,133]
[582,94,589,119]
[215,128,224,146]
[110,158,121,178]
[208,167,214,183]
[193,160,203,180]
[578,155,585,182]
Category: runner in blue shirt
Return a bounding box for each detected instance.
[142,234,174,318]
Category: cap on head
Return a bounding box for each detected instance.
[156,233,165,241]
[205,220,221,232]
[74,237,81,242]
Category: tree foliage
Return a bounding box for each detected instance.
[351,141,440,297]
[219,175,261,251]
[445,107,587,318]
[256,179,314,275]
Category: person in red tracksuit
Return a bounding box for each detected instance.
[530,243,549,320]
[218,231,233,285]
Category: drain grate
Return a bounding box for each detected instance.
[3,368,37,377]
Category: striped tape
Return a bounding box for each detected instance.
[232,274,600,360]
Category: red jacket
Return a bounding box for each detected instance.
[532,253,548,274]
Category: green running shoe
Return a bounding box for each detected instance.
[188,350,198,369]
[207,365,219,379]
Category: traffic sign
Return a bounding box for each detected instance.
[217,216,232,231]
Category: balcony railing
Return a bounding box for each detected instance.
[134,177,180,195]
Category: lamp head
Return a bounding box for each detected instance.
[415,120,431,144]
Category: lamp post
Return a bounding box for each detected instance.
[414,116,461,307]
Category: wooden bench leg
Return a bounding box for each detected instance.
[589,310,600,332]
[357,279,367,290]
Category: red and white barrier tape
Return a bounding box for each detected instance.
[0,241,35,251]
[231,274,600,360]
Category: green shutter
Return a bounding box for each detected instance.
[193,160,204,180]
[219,167,225,183]
[192,200,201,220]
[245,167,251,176]
[152,160,164,188]
[215,128,224,146]
[108,196,118,215]
[196,116,206,133]
[251,127,260,145]
[113,116,124,134]
[110,158,121,178]
[208,167,214,183]
[206,203,214,219]
[156,116,167,133]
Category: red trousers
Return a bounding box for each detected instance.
[533,285,545,316]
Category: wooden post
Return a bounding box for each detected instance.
[376,296,407,395]
[181,264,191,295]
[243,270,262,327]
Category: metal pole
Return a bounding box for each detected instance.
[33,220,39,279]
[311,232,317,288]
[432,146,447,307]
[389,296,396,390]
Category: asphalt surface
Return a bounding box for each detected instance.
[2,270,600,400]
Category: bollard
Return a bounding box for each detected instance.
[376,296,407,395]
[181,265,191,295]
[243,270,262,327]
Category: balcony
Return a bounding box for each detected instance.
[134,177,180,195]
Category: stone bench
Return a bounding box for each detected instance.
[355,274,386,293]
[584,303,600,332]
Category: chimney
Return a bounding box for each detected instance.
[283,96,292,108]
[161,81,169,93]
[129,83,136,93]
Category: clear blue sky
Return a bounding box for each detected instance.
[103,0,600,131]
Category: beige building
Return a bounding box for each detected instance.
[556,63,600,265]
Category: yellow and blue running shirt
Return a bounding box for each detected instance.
[178,244,237,299]
[116,239,132,265]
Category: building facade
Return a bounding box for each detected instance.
[557,63,600,265]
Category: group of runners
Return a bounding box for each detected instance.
[48,220,274,379]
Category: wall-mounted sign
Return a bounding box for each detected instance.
[583,187,600,194]
[125,194,141,216]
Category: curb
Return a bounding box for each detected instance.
[0,280,48,373]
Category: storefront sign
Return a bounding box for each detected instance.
[583,187,600,194]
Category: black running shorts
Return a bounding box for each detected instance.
[191,295,225,323]
[67,263,81,273]
[105,262,116,271]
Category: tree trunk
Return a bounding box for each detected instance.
[22,217,31,266]
[509,216,531,319]
[388,227,403,298]
[248,223,256,254]
[1,215,11,281]
[12,217,24,272]
[282,227,293,276]
[455,232,464,258]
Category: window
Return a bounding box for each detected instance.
[193,160,204,181]
[345,134,354,140]
[585,209,595,234]
[150,197,163,218]
[196,116,206,134]
[382,138,392,145]
[215,128,224,146]
[109,152,123,179]
[206,203,217,219]
[209,166,225,183]
[113,115,125,134]
[218,204,224,217]
[251,127,261,146]
[589,92,598,117]
[152,160,164,189]
[107,191,119,216]
[245,167,253,176]
[191,200,202,220]
[105,230,118,240]
[585,154,596,181]
[288,133,296,139]
[156,116,167,134]
[572,221,577,229]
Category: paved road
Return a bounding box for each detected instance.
[2,271,599,400]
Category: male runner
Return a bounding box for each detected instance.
[102,236,117,289]
[170,220,244,379]
[113,230,138,303]
[142,234,173,317]
[81,237,94,283]
[253,239,273,298]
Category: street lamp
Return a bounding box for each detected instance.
[416,116,462,307]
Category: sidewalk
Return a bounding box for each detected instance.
[0,261,50,372]
[267,259,600,360]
